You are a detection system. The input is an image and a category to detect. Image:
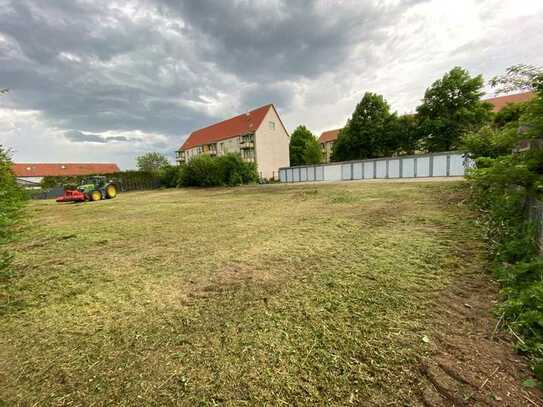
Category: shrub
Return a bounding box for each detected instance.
[495,259,543,378]
[461,125,521,159]
[466,66,543,382]
[218,154,258,186]
[179,155,222,187]
[178,153,258,187]
[467,149,543,384]
[0,146,26,275]
[159,165,182,188]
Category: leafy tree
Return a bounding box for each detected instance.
[489,64,543,94]
[289,125,321,166]
[461,125,520,160]
[136,152,170,173]
[488,65,543,139]
[332,92,397,161]
[390,114,421,155]
[416,67,492,152]
[303,136,322,165]
[493,102,529,129]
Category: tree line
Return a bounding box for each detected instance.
[290,66,494,165]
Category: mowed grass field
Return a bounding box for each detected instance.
[0,181,485,405]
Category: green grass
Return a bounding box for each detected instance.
[0,181,484,405]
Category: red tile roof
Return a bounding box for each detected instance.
[484,91,535,112]
[319,128,341,143]
[12,163,120,177]
[180,104,273,150]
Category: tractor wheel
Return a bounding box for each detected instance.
[90,190,102,201]
[105,184,117,199]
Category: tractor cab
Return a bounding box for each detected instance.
[78,176,107,193]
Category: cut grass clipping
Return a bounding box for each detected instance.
[1,182,484,405]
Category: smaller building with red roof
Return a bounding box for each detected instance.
[318,128,342,163]
[484,91,535,112]
[177,104,289,180]
[12,163,120,186]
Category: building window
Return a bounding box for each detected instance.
[269,121,275,130]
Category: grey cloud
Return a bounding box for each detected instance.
[0,0,424,143]
[156,0,425,81]
[240,82,296,111]
[64,130,129,143]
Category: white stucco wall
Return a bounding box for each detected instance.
[254,107,290,180]
[17,176,43,183]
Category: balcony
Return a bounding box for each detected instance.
[240,140,254,149]
[176,150,186,163]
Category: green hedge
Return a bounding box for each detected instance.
[178,153,258,187]
[41,170,161,191]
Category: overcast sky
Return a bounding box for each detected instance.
[1,0,542,169]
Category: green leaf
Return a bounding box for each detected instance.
[522,378,537,388]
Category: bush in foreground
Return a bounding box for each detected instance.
[178,153,258,187]
[466,69,543,384]
[0,146,26,275]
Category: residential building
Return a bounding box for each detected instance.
[318,128,341,163]
[484,91,535,112]
[11,163,120,187]
[177,104,289,180]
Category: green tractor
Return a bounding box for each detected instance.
[57,176,120,203]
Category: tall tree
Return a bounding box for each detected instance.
[391,114,420,155]
[332,92,397,161]
[489,64,543,94]
[136,152,170,173]
[416,67,492,152]
[289,125,321,166]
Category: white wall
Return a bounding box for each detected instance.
[17,176,43,183]
[254,107,290,180]
[279,153,470,183]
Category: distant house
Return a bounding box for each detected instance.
[12,163,120,186]
[177,104,289,180]
[318,128,341,163]
[484,91,535,112]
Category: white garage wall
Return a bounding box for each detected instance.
[279,152,471,183]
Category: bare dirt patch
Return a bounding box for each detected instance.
[419,271,543,406]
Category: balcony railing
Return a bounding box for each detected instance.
[240,140,254,149]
